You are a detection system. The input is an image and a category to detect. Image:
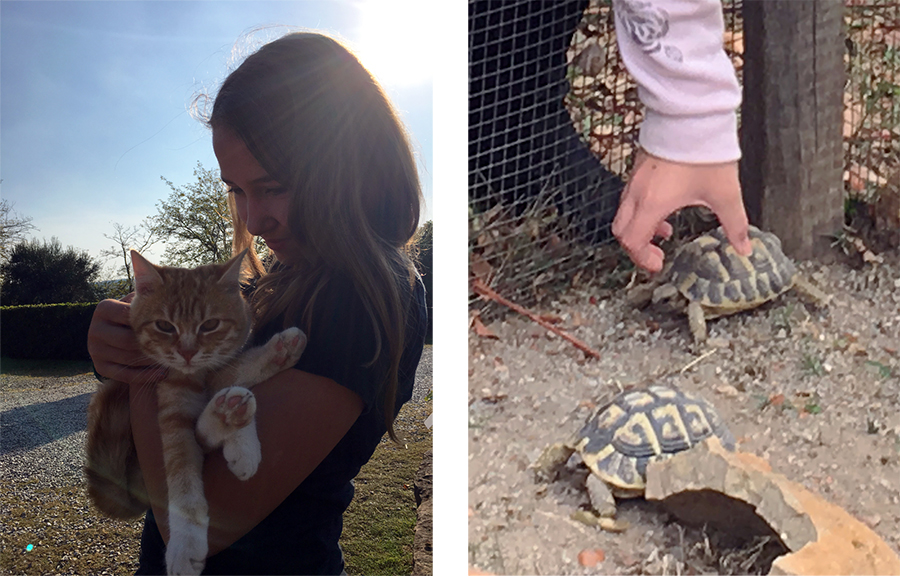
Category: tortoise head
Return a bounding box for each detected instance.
[650,282,681,305]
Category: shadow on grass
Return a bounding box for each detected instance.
[0,393,90,455]
[1,357,94,377]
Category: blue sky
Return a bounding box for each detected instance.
[1,0,433,274]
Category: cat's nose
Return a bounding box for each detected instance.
[177,347,198,364]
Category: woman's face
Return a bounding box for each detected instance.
[213,126,303,264]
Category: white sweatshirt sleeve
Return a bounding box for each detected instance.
[613,0,742,163]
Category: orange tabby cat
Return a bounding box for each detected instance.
[85,249,306,575]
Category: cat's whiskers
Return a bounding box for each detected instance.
[211,355,252,376]
[111,355,169,402]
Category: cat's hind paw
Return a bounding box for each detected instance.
[165,526,206,575]
[196,387,256,451]
[211,386,256,429]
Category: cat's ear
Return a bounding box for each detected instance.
[131,250,163,295]
[217,248,249,286]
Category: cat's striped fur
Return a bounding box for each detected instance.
[85,249,306,575]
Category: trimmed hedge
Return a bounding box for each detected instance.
[1,302,97,360]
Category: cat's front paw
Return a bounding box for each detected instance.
[266,327,307,369]
[165,526,206,575]
[211,386,256,429]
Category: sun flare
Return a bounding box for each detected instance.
[352,0,434,88]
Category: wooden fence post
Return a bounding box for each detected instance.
[740,0,845,259]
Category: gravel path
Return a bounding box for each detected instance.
[469,256,900,575]
[0,375,95,489]
[0,345,432,487]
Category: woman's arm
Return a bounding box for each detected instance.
[129,368,363,556]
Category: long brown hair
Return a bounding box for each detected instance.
[201,32,422,440]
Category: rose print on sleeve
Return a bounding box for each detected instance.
[614,0,683,63]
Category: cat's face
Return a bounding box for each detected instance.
[129,251,252,374]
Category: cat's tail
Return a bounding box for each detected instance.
[84,378,149,519]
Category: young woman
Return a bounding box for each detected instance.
[87,32,428,575]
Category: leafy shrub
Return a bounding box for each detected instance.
[0,238,102,305]
[1,303,96,360]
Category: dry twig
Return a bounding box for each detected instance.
[471,277,601,359]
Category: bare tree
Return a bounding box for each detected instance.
[100,220,159,293]
[0,197,37,264]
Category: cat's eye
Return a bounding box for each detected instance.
[155,320,176,333]
[199,319,220,333]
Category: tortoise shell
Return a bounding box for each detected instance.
[574,385,735,491]
[668,226,797,315]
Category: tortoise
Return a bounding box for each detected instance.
[533,384,735,531]
[630,225,829,344]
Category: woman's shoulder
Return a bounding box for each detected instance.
[312,268,425,324]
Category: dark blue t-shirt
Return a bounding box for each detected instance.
[136,273,427,575]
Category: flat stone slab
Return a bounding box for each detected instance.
[645,437,900,575]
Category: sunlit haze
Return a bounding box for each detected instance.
[352,0,434,88]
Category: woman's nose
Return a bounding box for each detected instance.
[244,197,274,236]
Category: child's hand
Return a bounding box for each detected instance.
[612,149,752,273]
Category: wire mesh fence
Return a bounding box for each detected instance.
[468,0,899,315]
[843,0,900,249]
[468,1,626,312]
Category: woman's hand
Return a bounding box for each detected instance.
[87,296,167,385]
[612,149,752,273]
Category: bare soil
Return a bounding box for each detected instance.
[468,255,900,575]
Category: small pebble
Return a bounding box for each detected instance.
[863,513,882,528]
[715,384,740,398]
[578,548,605,567]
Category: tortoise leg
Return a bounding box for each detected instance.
[572,475,630,532]
[793,276,830,307]
[687,300,708,344]
[571,509,630,532]
[626,281,656,309]
[585,474,617,518]
[532,442,575,483]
